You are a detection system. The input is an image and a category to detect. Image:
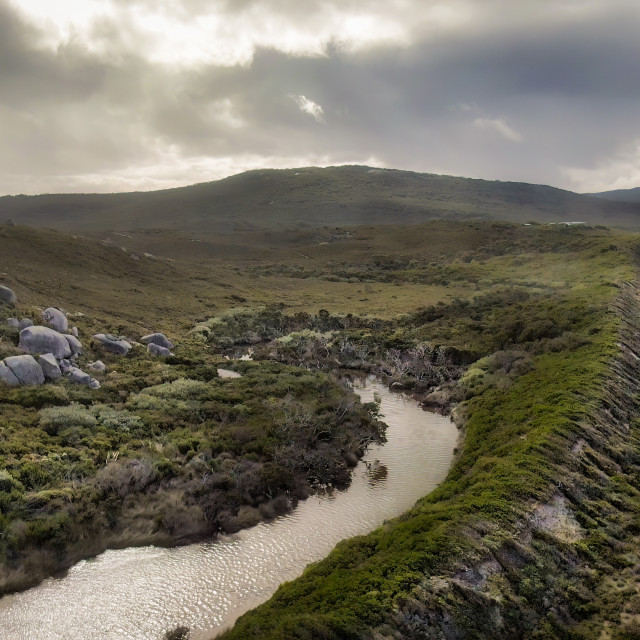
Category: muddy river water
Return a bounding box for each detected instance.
[0,377,458,640]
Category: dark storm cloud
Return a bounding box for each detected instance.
[1,0,640,193]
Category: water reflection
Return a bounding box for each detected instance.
[0,377,457,640]
[364,459,388,486]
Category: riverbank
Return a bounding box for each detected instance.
[218,259,640,638]
[0,379,457,640]
[0,353,384,597]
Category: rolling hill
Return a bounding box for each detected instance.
[2,165,640,232]
[589,186,640,203]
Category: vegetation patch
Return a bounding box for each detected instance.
[0,333,382,594]
[219,237,640,638]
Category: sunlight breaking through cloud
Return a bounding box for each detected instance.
[1,0,640,193]
[288,94,325,123]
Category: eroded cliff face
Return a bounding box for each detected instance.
[374,281,640,640]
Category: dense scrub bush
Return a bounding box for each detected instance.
[0,351,382,593]
[142,378,210,400]
[95,459,156,497]
[11,385,70,409]
[39,404,97,435]
[193,305,288,346]
[91,405,144,432]
[0,470,23,493]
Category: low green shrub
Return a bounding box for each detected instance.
[39,404,97,436]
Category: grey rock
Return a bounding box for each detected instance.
[38,353,62,380]
[68,367,92,386]
[43,307,68,333]
[64,334,83,356]
[88,360,106,372]
[92,334,132,355]
[89,379,101,390]
[0,285,16,306]
[71,326,79,337]
[6,318,19,329]
[19,326,72,360]
[60,359,72,373]
[4,355,45,385]
[389,381,406,392]
[19,318,34,330]
[140,333,174,350]
[0,360,20,386]
[147,343,173,357]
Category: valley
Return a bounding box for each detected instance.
[1,177,640,639]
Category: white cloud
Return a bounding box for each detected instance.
[562,139,640,192]
[288,94,325,123]
[473,117,523,142]
[3,0,640,194]
[5,0,421,66]
[207,99,246,129]
[0,147,387,194]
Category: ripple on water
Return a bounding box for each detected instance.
[0,377,458,640]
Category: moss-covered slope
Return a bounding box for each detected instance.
[219,256,640,638]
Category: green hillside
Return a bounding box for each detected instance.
[2,166,640,232]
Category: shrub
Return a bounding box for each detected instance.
[0,469,23,492]
[518,319,561,342]
[192,305,287,346]
[92,405,144,432]
[14,385,70,409]
[39,404,97,436]
[143,378,210,400]
[18,462,53,491]
[95,459,156,497]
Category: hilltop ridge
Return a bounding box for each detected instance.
[590,186,640,203]
[2,166,640,232]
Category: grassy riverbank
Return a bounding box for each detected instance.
[218,240,640,638]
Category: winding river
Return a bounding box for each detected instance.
[0,377,458,640]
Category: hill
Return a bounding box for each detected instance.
[590,186,640,203]
[2,166,640,232]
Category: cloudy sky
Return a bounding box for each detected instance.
[1,0,639,195]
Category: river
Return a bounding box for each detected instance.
[0,377,458,640]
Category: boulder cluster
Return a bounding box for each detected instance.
[1,285,176,388]
[1,307,101,389]
[90,332,174,357]
[140,333,174,357]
